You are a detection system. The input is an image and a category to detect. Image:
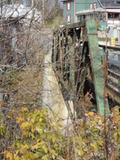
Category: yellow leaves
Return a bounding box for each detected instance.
[77,148,85,156]
[112,106,120,124]
[16,117,25,124]
[113,132,118,142]
[41,155,49,160]
[50,149,58,159]
[12,144,31,160]
[87,112,95,117]
[4,151,14,160]
[2,105,120,160]
[35,127,43,134]
[20,122,32,130]
[90,143,98,151]
[97,139,104,147]
[32,141,48,154]
[12,155,21,160]
[0,125,6,136]
[42,144,48,154]
[20,107,29,113]
[15,108,48,139]
[22,152,36,160]
[113,130,120,142]
[0,113,6,136]
[117,130,120,136]
[31,143,40,150]
[20,122,32,137]
[31,141,43,150]
[21,144,29,152]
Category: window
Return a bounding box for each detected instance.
[67,15,71,23]
[67,2,71,10]
[93,3,97,9]
[108,13,119,19]
[90,3,97,10]
[90,4,93,10]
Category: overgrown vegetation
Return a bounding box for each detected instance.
[0,1,120,160]
[0,106,119,160]
[1,67,42,107]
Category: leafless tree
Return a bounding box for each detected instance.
[0,0,56,108]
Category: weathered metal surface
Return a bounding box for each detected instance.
[86,17,110,114]
[107,87,120,104]
[52,14,120,116]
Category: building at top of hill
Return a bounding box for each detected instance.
[62,0,120,24]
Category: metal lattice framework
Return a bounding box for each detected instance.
[52,13,120,116]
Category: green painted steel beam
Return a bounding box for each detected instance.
[86,17,110,115]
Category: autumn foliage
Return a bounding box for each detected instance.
[0,107,120,160]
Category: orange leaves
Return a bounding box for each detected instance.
[4,151,14,160]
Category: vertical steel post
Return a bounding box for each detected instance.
[86,16,110,115]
